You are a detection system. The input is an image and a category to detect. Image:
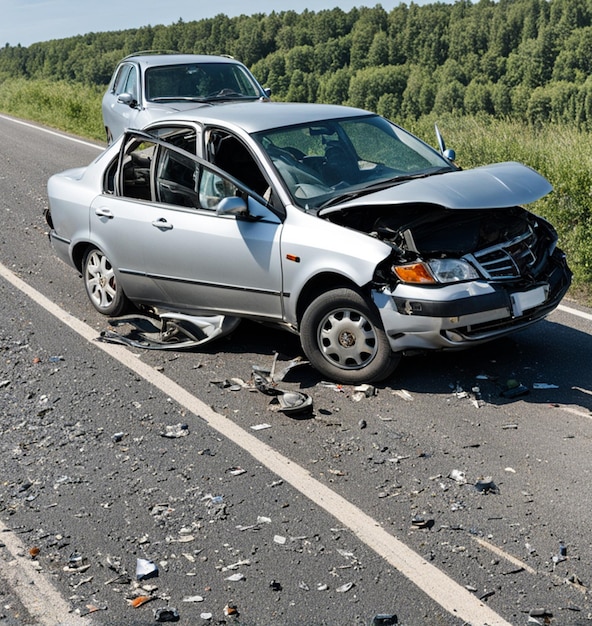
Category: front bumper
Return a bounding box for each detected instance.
[374,251,571,353]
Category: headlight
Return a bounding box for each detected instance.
[393,259,479,284]
[427,258,479,283]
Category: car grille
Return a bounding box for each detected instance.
[466,225,537,280]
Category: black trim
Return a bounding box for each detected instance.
[120,268,281,297]
[393,290,509,318]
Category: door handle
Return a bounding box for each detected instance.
[152,218,173,230]
[94,207,114,218]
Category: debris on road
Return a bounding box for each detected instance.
[160,423,189,438]
[98,312,240,350]
[154,606,180,622]
[136,558,159,581]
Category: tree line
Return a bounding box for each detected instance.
[2,0,592,128]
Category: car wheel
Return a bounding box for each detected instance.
[300,287,400,383]
[83,247,127,316]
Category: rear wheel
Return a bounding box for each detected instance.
[300,287,400,383]
[83,247,127,316]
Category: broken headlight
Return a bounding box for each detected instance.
[393,258,479,284]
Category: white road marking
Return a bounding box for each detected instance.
[0,113,103,150]
[0,260,513,624]
[557,303,592,323]
[0,519,93,625]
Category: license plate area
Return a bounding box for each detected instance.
[510,284,548,316]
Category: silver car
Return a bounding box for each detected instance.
[46,103,571,383]
[101,53,270,143]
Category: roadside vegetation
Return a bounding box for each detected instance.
[1,0,591,300]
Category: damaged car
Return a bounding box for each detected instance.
[46,103,571,383]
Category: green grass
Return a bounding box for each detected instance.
[0,77,105,141]
[1,78,590,302]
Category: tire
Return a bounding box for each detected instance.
[83,247,127,316]
[300,287,400,384]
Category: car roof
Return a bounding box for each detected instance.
[123,54,247,69]
[153,102,374,135]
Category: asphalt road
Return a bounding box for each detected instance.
[1,113,592,626]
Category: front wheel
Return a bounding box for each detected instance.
[300,287,400,384]
[83,247,127,316]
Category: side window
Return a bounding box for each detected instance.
[208,132,268,197]
[112,64,132,95]
[198,170,238,209]
[122,66,138,101]
[155,148,200,208]
[117,137,156,200]
[115,132,241,210]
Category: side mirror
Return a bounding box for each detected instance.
[435,123,455,161]
[216,196,249,218]
[117,93,137,108]
[263,87,272,99]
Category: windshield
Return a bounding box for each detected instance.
[254,114,456,210]
[145,62,262,101]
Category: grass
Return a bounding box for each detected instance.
[1,78,590,302]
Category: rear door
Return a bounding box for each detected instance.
[93,131,284,318]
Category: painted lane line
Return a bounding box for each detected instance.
[557,303,592,323]
[0,520,93,625]
[0,260,512,626]
[0,113,103,150]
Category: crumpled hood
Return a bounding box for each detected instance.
[319,162,552,216]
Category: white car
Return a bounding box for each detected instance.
[47,102,571,383]
[101,53,270,143]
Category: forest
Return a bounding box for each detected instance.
[1,0,592,295]
[3,0,592,126]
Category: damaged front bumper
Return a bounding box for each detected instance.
[374,251,571,353]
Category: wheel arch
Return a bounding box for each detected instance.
[72,241,94,273]
[295,272,370,326]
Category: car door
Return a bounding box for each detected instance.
[95,132,284,318]
[103,62,141,140]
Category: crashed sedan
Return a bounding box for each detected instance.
[46,103,571,383]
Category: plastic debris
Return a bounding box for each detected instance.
[64,552,90,573]
[200,613,213,620]
[136,558,159,581]
[225,572,245,582]
[392,389,413,401]
[224,604,239,616]
[269,390,313,415]
[352,384,376,401]
[182,596,204,603]
[449,469,467,484]
[98,312,240,350]
[474,477,498,494]
[154,607,180,622]
[500,379,529,398]
[129,595,153,608]
[251,356,313,415]
[250,423,272,431]
[533,382,559,389]
[111,432,125,442]
[273,535,287,545]
[371,615,398,625]
[160,423,189,438]
[269,580,282,591]
[336,582,354,593]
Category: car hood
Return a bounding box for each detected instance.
[319,162,552,216]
